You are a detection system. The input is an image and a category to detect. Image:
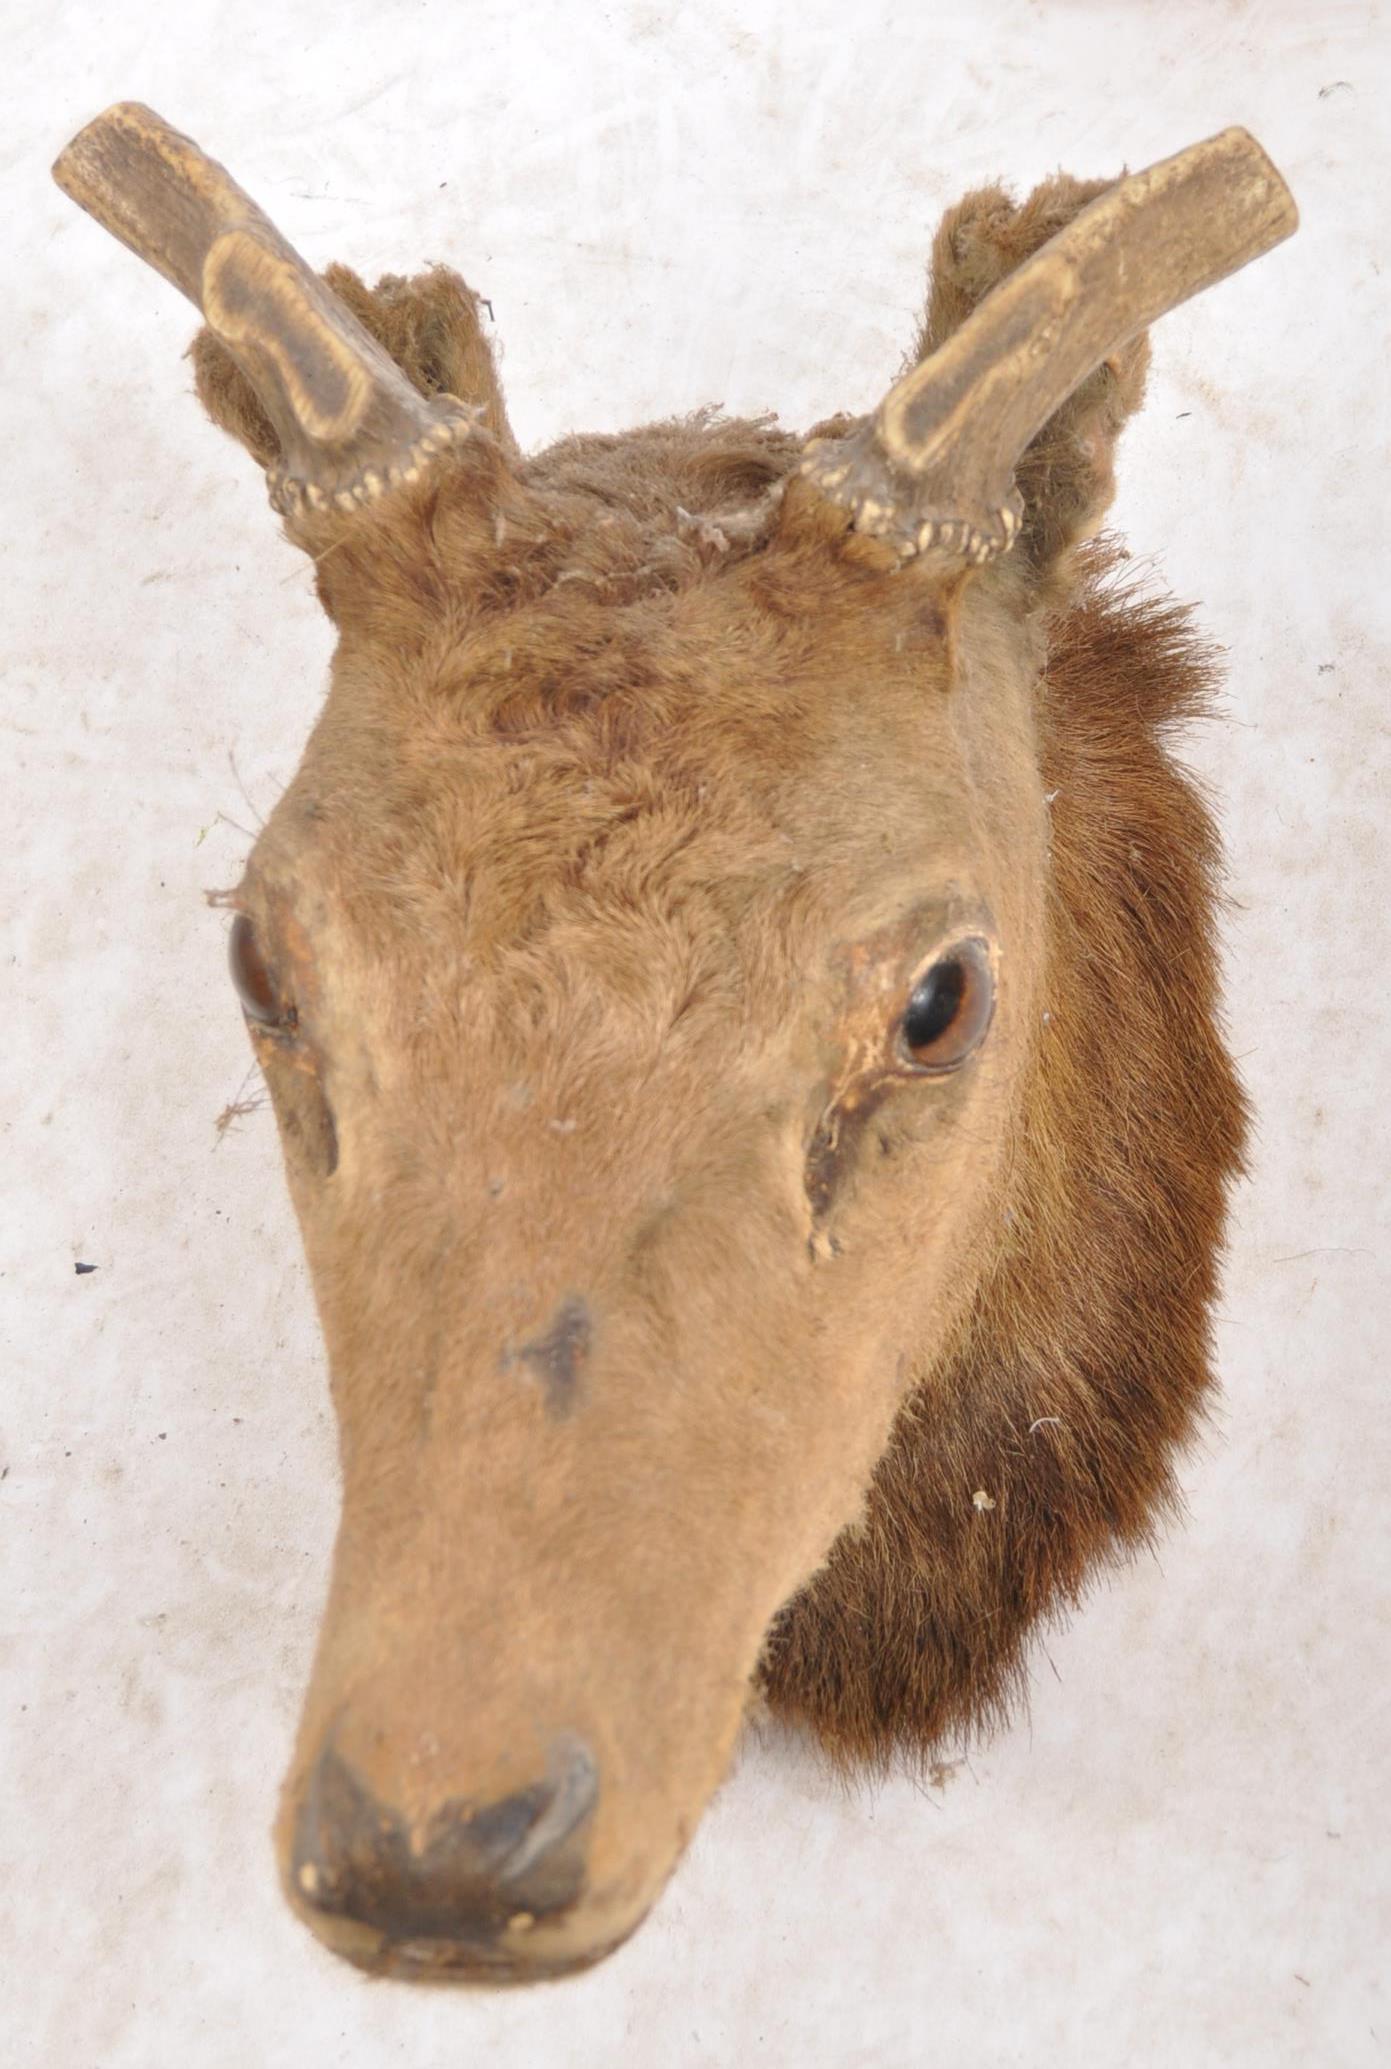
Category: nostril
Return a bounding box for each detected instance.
[290,1733,598,1952]
[465,1731,598,1887]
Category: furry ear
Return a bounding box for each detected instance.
[914,176,1150,576]
[189,262,516,473]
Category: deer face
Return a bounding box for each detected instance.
[55,106,1294,1980]
[227,480,1049,1973]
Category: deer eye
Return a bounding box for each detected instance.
[898,937,994,1071]
[229,912,292,1028]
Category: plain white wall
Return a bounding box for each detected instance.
[4,3,1387,2064]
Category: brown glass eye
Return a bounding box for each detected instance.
[229,912,289,1027]
[898,936,995,1071]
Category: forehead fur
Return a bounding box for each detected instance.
[264,414,1005,1017]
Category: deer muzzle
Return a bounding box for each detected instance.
[271,1217,877,1981]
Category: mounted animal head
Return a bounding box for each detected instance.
[54,105,1294,1983]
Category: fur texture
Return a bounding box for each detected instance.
[760,550,1248,1759]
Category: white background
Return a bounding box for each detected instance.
[4,3,1388,2063]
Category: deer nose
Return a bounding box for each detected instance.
[289,1733,599,1967]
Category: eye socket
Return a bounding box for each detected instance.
[897,936,995,1072]
[229,912,292,1028]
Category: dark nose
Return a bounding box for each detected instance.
[290,1732,598,1966]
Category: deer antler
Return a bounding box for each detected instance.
[801,128,1297,565]
[53,103,478,519]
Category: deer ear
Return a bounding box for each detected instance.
[191,262,516,472]
[915,177,1150,574]
[188,316,279,467]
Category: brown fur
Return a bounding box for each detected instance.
[166,169,1249,1975]
[761,550,1247,1759]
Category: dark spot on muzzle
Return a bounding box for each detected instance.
[504,1293,591,1418]
[290,1731,599,1959]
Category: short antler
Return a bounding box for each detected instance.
[53,103,477,518]
[801,128,1297,565]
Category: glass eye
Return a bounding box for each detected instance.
[899,936,995,1071]
[229,912,289,1027]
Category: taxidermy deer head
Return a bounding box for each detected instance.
[54,104,1295,1982]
